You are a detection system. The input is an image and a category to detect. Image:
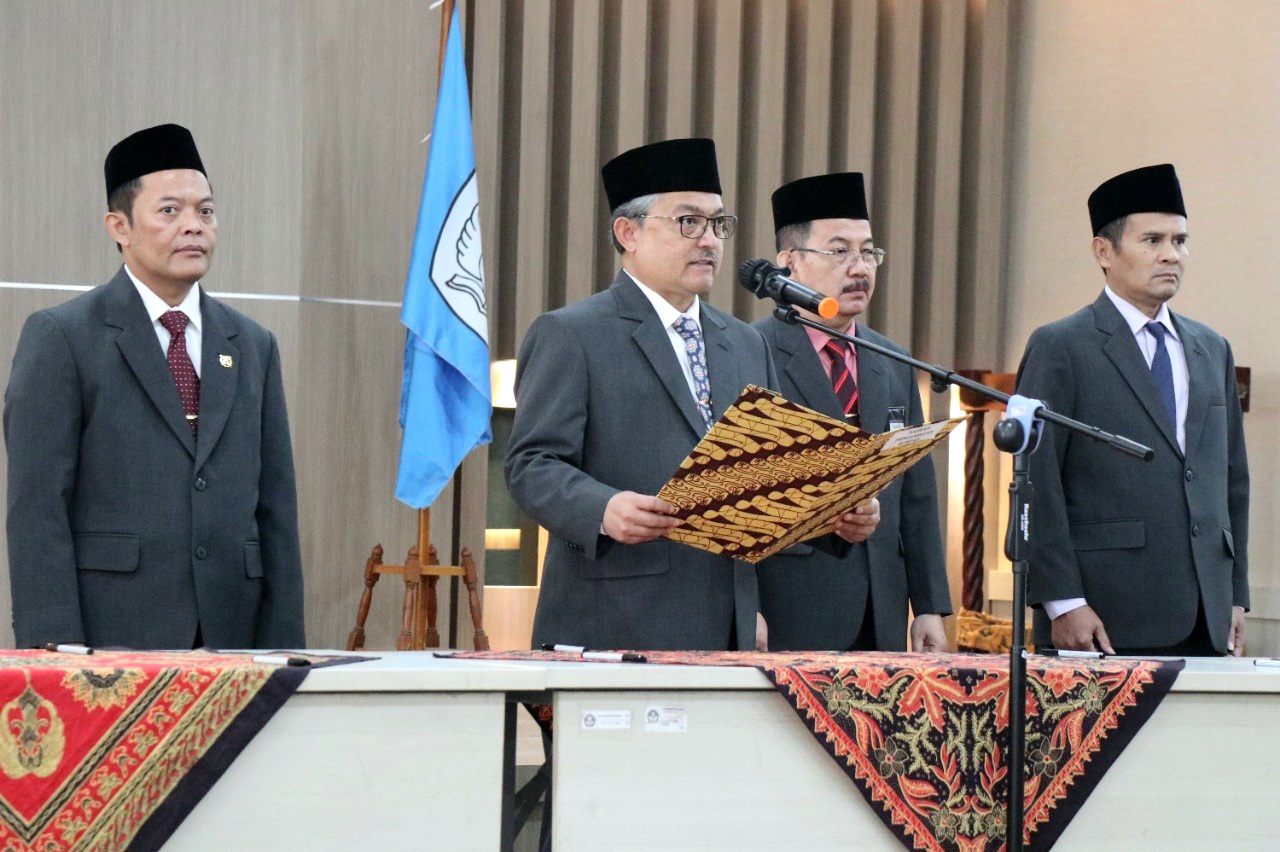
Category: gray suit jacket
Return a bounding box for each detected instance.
[5,268,304,649]
[504,271,778,651]
[1015,292,1249,652]
[752,317,951,651]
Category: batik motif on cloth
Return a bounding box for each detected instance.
[448,649,1183,852]
[0,649,312,852]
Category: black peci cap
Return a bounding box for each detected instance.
[771,172,869,231]
[601,138,722,211]
[1087,164,1186,236]
[104,124,206,201]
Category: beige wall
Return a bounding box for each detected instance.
[1007,0,1280,651]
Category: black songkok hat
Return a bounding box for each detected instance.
[771,172,869,231]
[601,138,722,211]
[1087,163,1186,236]
[104,124,206,201]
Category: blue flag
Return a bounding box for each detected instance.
[395,13,491,509]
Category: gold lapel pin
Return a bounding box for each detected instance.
[219,354,233,368]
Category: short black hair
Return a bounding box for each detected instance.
[775,221,811,253]
[1097,216,1128,249]
[107,176,143,222]
[106,177,143,253]
[610,193,659,254]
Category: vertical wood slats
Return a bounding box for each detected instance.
[740,0,791,321]
[564,1,605,308]
[960,0,1015,370]
[871,0,924,344]
[514,0,556,341]
[703,0,744,316]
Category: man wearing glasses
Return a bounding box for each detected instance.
[753,172,952,652]
[506,141,879,652]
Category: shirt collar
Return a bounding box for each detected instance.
[1104,285,1176,341]
[804,320,856,354]
[125,265,202,330]
[626,271,701,329]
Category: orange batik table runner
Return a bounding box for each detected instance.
[451,650,1183,852]
[0,649,313,852]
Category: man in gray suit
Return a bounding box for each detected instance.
[5,124,304,650]
[505,139,878,652]
[1016,163,1248,656]
[753,172,952,652]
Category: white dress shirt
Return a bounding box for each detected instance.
[1044,286,1190,622]
[627,271,703,401]
[126,265,203,377]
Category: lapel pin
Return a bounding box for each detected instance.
[219,354,233,368]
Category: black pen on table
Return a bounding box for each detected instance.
[44,643,93,655]
[1039,649,1106,659]
[251,654,312,666]
[542,643,647,663]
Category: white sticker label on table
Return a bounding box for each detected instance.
[581,709,631,731]
[644,705,687,733]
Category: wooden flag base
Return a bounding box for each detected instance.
[346,508,489,651]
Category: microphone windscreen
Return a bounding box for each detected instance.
[737,258,773,294]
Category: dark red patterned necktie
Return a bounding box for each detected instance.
[159,310,200,435]
[822,338,859,422]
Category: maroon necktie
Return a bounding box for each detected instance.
[822,339,859,423]
[159,310,200,435]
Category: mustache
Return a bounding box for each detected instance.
[689,251,719,264]
[841,279,871,293]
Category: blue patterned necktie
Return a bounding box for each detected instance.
[1145,320,1177,430]
[672,315,715,432]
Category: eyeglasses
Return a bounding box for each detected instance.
[792,246,886,268]
[635,214,739,240]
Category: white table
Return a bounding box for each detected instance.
[541,657,1280,851]
[162,652,542,852]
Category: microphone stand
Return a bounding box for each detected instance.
[770,305,1152,852]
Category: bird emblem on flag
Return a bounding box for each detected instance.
[429,172,486,343]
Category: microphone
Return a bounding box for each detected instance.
[737,259,839,320]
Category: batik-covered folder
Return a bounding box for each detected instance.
[658,385,961,562]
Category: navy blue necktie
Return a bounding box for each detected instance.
[1145,321,1176,431]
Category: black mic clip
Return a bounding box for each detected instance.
[773,304,800,324]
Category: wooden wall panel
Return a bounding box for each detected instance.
[564,1,606,307]
[793,0,836,179]
[959,0,1015,370]
[661,1,698,139]
[834,1,880,176]
[514,0,556,340]
[872,0,924,343]
[703,0,744,316]
[739,0,791,321]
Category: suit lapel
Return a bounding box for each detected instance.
[701,307,739,421]
[774,320,844,418]
[852,324,889,432]
[1094,295,1181,456]
[613,273,705,436]
[106,270,196,456]
[1176,314,1212,457]
[195,293,241,469]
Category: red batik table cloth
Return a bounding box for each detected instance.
[0,649,314,852]
[451,649,1183,852]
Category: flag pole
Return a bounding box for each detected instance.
[424,0,464,646]
[416,0,458,565]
